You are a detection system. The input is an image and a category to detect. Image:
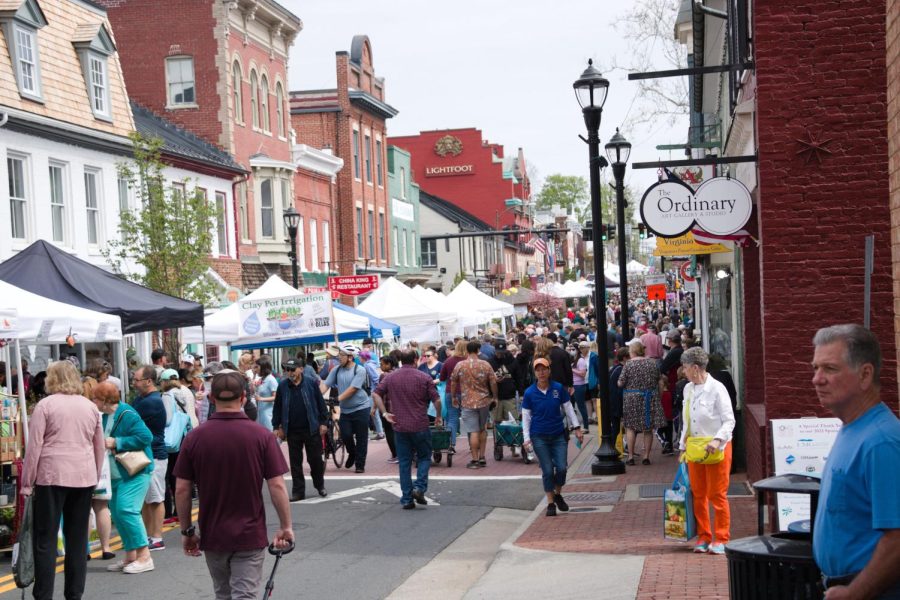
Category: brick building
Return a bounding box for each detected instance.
[388,128,533,288]
[667,0,897,483]
[291,35,398,279]
[95,0,302,291]
[890,0,900,403]
[291,143,342,287]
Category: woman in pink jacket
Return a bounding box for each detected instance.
[22,360,104,600]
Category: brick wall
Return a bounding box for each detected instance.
[209,256,242,288]
[889,0,900,402]
[755,0,898,423]
[97,0,222,147]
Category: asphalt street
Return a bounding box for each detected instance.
[3,476,541,599]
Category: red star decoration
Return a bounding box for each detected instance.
[795,129,834,165]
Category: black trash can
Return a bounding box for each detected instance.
[725,535,822,600]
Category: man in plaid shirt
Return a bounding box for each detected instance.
[372,350,441,510]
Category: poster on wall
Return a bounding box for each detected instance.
[237,292,333,343]
[770,417,842,531]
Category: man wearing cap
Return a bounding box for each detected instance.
[371,350,441,510]
[273,359,328,501]
[175,370,293,599]
[132,366,169,551]
[488,341,521,427]
[320,345,371,473]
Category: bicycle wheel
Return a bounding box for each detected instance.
[321,434,330,468]
[331,428,345,469]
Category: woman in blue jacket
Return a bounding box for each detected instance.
[92,382,155,574]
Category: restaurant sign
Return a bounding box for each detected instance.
[640,176,752,238]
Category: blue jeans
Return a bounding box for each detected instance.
[394,429,432,505]
[256,400,274,431]
[573,385,589,430]
[531,434,568,493]
[340,408,369,469]
[444,391,460,445]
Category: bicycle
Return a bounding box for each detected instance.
[321,399,345,469]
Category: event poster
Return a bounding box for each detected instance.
[770,417,842,531]
[237,292,333,342]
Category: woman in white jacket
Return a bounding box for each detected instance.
[678,346,736,556]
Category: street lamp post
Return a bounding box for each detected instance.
[574,60,625,476]
[283,207,301,289]
[606,128,632,341]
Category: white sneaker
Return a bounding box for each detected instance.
[106,560,127,572]
[123,558,154,574]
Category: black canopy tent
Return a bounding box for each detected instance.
[0,240,204,333]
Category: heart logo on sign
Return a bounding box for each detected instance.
[640,176,753,238]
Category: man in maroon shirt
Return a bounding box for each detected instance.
[372,350,441,510]
[174,370,293,599]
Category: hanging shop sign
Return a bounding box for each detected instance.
[645,274,667,301]
[653,232,730,257]
[679,261,695,282]
[640,176,752,238]
[328,274,380,297]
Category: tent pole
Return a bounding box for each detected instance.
[3,347,11,397]
[119,340,129,402]
[329,297,339,344]
[201,326,207,367]
[14,339,27,445]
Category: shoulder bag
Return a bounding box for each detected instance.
[111,410,152,476]
[683,387,724,465]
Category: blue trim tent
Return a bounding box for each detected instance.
[229,303,399,350]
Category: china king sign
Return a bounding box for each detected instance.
[328,275,380,297]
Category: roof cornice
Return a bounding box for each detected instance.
[348,89,398,119]
[293,144,344,177]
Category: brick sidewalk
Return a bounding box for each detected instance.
[514,437,757,600]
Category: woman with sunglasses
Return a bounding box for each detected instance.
[418,347,443,425]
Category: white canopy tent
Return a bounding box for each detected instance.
[358,277,444,342]
[627,260,650,274]
[446,280,516,333]
[410,285,484,336]
[0,281,124,443]
[182,276,373,345]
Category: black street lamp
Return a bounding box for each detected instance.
[605,128,632,341]
[283,207,301,289]
[574,60,625,476]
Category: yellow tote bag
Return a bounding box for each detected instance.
[684,388,724,465]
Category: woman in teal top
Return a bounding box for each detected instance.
[91,382,156,575]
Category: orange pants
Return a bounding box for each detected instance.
[687,443,732,544]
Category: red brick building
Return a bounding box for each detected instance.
[388,128,533,286]
[291,35,398,278]
[95,0,302,291]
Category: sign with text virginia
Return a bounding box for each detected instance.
[238,292,333,342]
[640,177,752,238]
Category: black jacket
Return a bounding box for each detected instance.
[272,375,328,434]
[549,346,573,388]
[489,354,521,400]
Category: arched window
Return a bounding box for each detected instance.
[232,61,243,123]
[260,74,270,132]
[250,70,259,129]
[275,82,285,137]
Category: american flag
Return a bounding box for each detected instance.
[691,227,757,248]
[528,235,547,255]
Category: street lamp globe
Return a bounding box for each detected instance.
[282,206,301,233]
[605,128,632,165]
[573,59,609,110]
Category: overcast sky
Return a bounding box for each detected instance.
[283,0,689,197]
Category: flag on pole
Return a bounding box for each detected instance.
[691,227,757,248]
[528,235,547,255]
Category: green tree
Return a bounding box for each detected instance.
[535,174,589,220]
[104,133,220,308]
[451,270,468,290]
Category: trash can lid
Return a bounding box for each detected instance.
[752,474,820,494]
[725,535,815,561]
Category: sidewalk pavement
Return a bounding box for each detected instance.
[372,430,756,600]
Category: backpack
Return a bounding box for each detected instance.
[353,363,373,396]
[163,391,192,453]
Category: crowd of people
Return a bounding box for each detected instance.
[14,295,745,599]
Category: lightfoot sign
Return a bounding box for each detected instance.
[238,292,333,341]
[424,164,475,177]
[640,176,752,238]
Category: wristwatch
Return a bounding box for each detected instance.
[181,525,196,537]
